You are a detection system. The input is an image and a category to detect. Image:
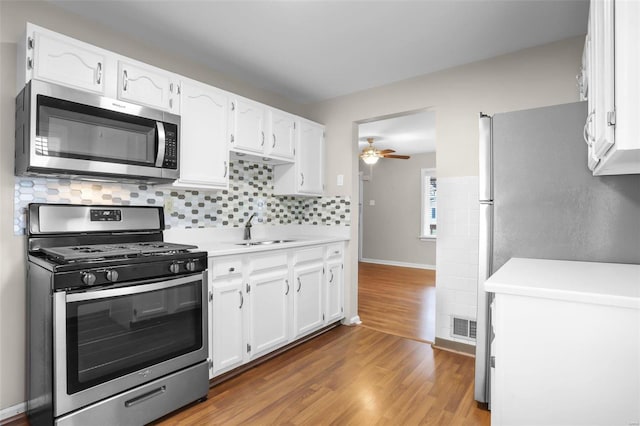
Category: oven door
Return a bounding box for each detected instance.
[53,273,207,417]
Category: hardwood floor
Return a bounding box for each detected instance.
[153,326,489,425]
[358,262,436,343]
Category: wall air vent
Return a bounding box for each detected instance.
[451,316,477,340]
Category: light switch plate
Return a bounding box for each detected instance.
[337,174,344,186]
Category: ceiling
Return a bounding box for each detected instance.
[358,111,436,155]
[48,0,589,105]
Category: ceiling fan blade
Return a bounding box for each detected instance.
[378,149,395,154]
[383,154,410,159]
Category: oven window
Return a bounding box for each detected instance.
[65,280,202,394]
[36,95,157,166]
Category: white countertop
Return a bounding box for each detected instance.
[484,258,640,309]
[164,224,350,257]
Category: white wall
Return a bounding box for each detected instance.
[0,0,305,412]
[304,36,583,345]
[360,152,436,268]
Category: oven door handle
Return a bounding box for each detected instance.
[154,121,166,167]
[66,274,202,303]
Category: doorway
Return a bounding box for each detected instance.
[356,109,437,343]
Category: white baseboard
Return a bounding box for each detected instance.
[1,401,25,422]
[359,258,436,270]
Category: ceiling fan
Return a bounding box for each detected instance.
[360,137,410,165]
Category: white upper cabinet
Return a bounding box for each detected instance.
[174,79,229,189]
[117,60,179,113]
[585,0,640,175]
[296,119,325,195]
[273,118,325,196]
[30,30,106,94]
[266,109,296,160]
[228,97,265,154]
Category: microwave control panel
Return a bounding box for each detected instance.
[163,125,178,169]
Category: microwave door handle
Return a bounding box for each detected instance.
[155,121,166,167]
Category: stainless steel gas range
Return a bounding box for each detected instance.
[26,204,209,426]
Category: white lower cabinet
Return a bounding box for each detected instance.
[247,254,289,359]
[325,259,344,324]
[208,242,345,379]
[209,257,244,378]
[292,261,324,338]
[211,276,244,376]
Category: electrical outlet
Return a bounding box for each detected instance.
[165,197,173,212]
[337,174,344,186]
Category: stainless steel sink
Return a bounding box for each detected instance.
[235,239,296,246]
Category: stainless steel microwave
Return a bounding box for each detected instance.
[15,79,180,183]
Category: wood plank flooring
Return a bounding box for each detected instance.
[153,326,489,425]
[358,262,436,343]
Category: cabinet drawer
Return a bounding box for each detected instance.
[325,244,343,259]
[210,257,242,279]
[248,252,288,272]
[294,247,324,264]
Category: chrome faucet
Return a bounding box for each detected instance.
[244,213,257,240]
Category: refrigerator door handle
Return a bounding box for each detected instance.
[479,113,493,202]
[475,201,494,404]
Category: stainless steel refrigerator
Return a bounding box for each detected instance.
[474,101,640,405]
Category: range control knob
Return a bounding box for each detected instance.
[186,261,197,272]
[105,269,119,282]
[169,262,180,274]
[81,272,96,286]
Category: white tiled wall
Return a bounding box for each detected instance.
[435,176,479,345]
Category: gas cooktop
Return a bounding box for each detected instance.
[40,241,198,262]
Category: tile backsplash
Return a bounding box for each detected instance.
[14,160,350,235]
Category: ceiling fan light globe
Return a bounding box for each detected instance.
[361,154,379,165]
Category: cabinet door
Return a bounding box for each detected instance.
[247,269,289,359]
[177,80,229,188]
[267,109,295,160]
[211,277,244,376]
[297,121,324,195]
[293,262,324,337]
[229,97,265,153]
[325,259,344,323]
[33,31,106,94]
[118,61,178,112]
[590,0,615,160]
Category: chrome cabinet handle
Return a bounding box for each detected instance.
[230,134,234,143]
[96,62,102,85]
[223,161,228,178]
[329,270,334,283]
[170,83,174,93]
[231,102,235,111]
[297,277,302,292]
[169,99,173,109]
[285,279,289,295]
[123,70,128,91]
[239,291,244,309]
[261,131,265,146]
[300,173,304,186]
[272,134,276,148]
